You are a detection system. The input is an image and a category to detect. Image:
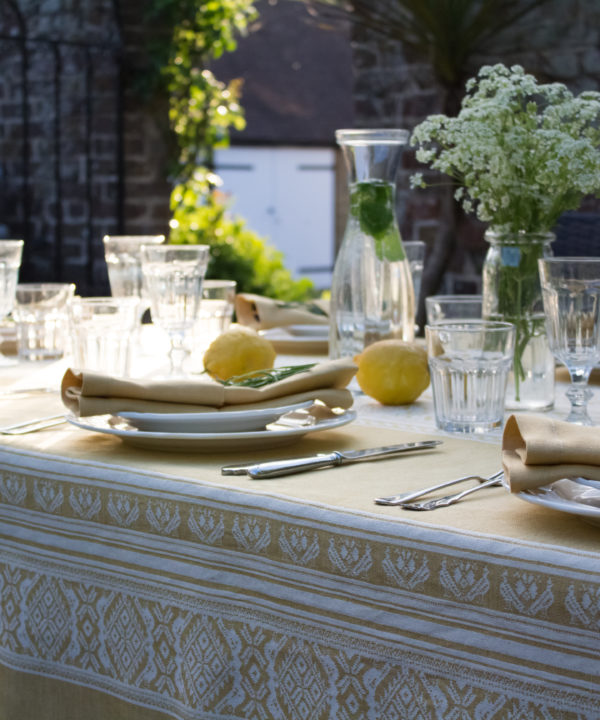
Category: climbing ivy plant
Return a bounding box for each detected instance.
[143,0,314,300]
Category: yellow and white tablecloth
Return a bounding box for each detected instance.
[0,358,598,719]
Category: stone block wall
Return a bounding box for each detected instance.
[351,0,600,298]
[0,0,171,295]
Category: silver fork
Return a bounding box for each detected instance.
[401,475,503,511]
[0,414,66,435]
[374,469,503,506]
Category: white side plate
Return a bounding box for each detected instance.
[260,327,328,353]
[117,400,314,433]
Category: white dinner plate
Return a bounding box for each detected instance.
[117,400,314,433]
[260,327,329,353]
[286,324,329,338]
[511,477,600,527]
[65,408,356,453]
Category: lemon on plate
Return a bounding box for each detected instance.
[354,339,429,405]
[203,325,276,381]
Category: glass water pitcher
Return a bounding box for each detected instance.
[329,129,414,359]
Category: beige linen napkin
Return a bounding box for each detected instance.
[502,414,600,492]
[61,359,357,417]
[235,293,329,330]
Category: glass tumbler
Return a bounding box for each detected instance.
[69,297,139,377]
[426,320,515,433]
[193,279,236,356]
[14,283,75,361]
[425,294,483,324]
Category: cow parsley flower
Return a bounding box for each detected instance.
[410,63,600,233]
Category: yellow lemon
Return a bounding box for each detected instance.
[354,339,429,405]
[203,325,276,381]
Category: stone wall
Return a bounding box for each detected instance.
[0,0,170,295]
[351,0,600,298]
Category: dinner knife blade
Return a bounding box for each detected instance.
[221,440,442,479]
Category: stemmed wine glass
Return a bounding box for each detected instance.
[103,235,165,299]
[0,240,24,366]
[141,244,210,376]
[103,234,164,329]
[539,257,600,425]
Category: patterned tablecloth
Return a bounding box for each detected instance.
[0,358,598,720]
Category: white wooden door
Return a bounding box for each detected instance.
[214,146,336,289]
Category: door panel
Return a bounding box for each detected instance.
[215,146,335,288]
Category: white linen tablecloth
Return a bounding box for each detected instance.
[0,345,598,719]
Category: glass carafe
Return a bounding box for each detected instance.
[330,129,414,359]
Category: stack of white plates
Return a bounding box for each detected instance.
[66,400,356,452]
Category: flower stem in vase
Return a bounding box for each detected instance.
[482,231,554,411]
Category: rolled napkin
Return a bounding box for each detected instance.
[61,358,357,417]
[502,414,600,492]
[235,293,329,330]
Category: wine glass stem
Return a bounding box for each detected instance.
[168,333,189,376]
[565,378,593,425]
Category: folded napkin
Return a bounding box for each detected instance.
[61,358,357,417]
[502,414,600,492]
[235,293,329,330]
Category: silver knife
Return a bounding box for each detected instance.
[221,440,442,479]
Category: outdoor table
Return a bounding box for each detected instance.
[0,354,598,720]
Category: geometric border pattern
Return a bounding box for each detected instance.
[1,460,599,719]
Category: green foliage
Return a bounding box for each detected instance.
[143,0,313,300]
[145,0,256,181]
[482,232,551,397]
[350,181,405,261]
[169,177,314,301]
[219,364,317,387]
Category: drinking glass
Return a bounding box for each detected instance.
[193,279,236,356]
[141,244,210,376]
[14,282,75,361]
[0,240,24,366]
[539,258,600,425]
[425,294,483,324]
[69,297,139,376]
[426,320,515,433]
[103,235,165,299]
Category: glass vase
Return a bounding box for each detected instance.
[482,229,555,411]
[329,129,414,359]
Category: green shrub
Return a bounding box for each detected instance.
[169,180,314,301]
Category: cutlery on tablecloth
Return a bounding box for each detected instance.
[400,475,503,511]
[221,440,442,479]
[0,414,66,435]
[375,469,504,506]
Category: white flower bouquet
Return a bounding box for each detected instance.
[411,64,600,407]
[410,63,600,233]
